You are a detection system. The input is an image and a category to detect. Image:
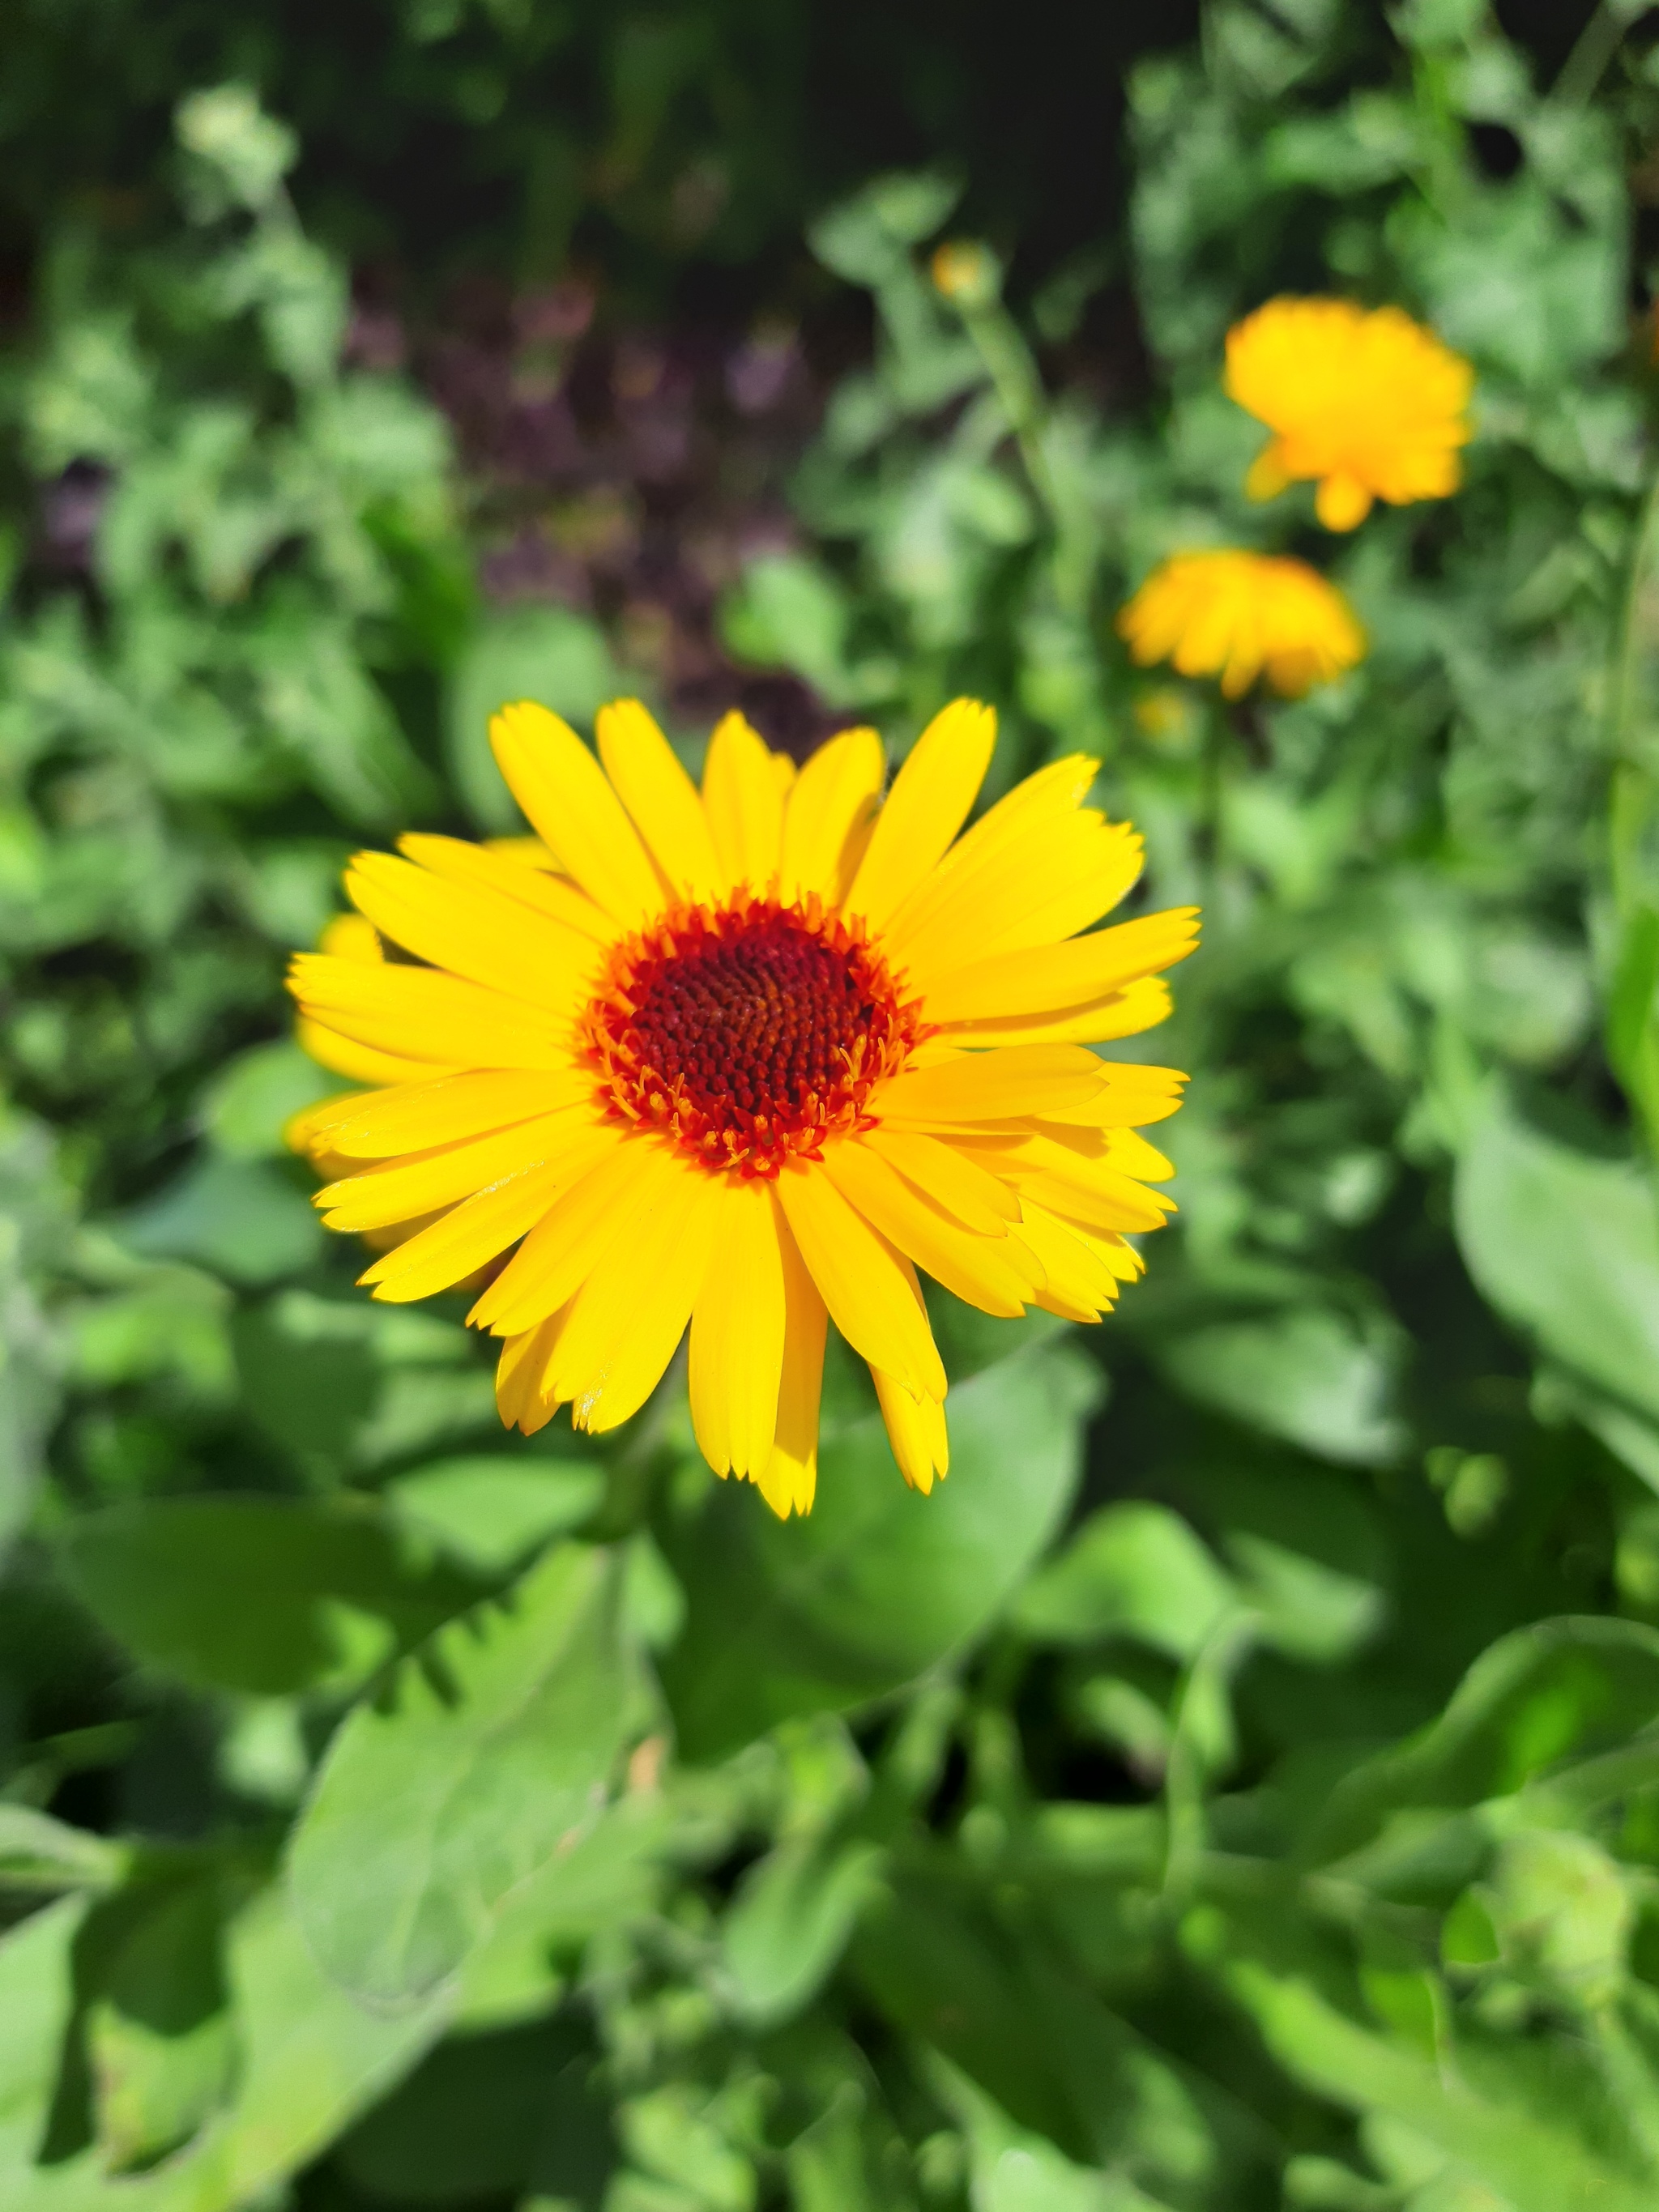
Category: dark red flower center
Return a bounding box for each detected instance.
[578,895,924,1174]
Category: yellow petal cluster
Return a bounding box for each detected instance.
[1226,296,1473,531]
[1117,550,1364,698]
[287,700,1196,1517]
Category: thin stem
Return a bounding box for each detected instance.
[1553,0,1648,110]
[1606,464,1659,924]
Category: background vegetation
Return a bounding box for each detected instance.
[6,2,1659,2209]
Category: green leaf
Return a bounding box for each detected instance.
[1222,1954,1654,2212]
[233,1292,498,1475]
[1152,1307,1406,1466]
[722,1835,885,2024]
[335,2019,613,2208]
[719,552,881,707]
[58,1495,481,1696]
[446,603,621,832]
[809,171,962,284]
[1308,1616,1659,1873]
[0,1806,126,1892]
[661,1340,1098,1760]
[288,1542,645,2009]
[1455,1085,1659,1434]
[112,1155,322,1288]
[0,1895,85,2174]
[1607,902,1659,1097]
[383,1455,604,1575]
[1013,1502,1236,1659]
[200,1040,339,1160]
[87,1880,236,2172]
[190,1879,450,2207]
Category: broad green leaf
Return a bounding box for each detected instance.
[58,1495,481,1696]
[87,1881,236,2172]
[455,1792,672,2032]
[200,1040,339,1159]
[113,1155,322,1287]
[0,1897,85,2175]
[661,1340,1098,1760]
[288,1542,645,2008]
[1153,1307,1406,1466]
[722,1835,885,2025]
[855,1869,1248,2188]
[1308,1616,1659,1872]
[384,1455,604,1575]
[234,1292,497,1475]
[185,1880,450,2210]
[1221,1956,1653,2212]
[335,2019,613,2209]
[1013,1502,1236,1658]
[446,602,620,831]
[1455,1086,1659,1434]
[0,1805,126,1891]
[927,2054,1179,2212]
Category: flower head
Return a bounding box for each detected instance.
[1226,297,1473,531]
[1117,550,1364,699]
[288,699,1195,1515]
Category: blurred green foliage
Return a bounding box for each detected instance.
[9,5,1659,2212]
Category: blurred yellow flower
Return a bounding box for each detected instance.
[1118,550,1365,698]
[931,238,996,306]
[1226,297,1473,531]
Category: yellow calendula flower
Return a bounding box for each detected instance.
[1117,550,1364,699]
[1226,296,1473,531]
[287,699,1196,1516]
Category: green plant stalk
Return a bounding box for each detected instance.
[1602,462,1659,1157]
[1553,0,1648,110]
[944,278,1094,620]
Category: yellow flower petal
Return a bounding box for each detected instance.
[1225,296,1472,529]
[295,1016,444,1089]
[1013,1200,1137,1321]
[756,1217,828,1518]
[778,725,885,903]
[345,852,604,1012]
[822,1139,1038,1317]
[318,1068,587,1160]
[596,697,723,901]
[314,1107,592,1233]
[774,1161,946,1403]
[544,1156,721,1433]
[873,1369,949,1493]
[860,1126,1021,1232]
[467,1125,649,1336]
[288,955,574,1072]
[876,1043,1108,1125]
[488,700,664,923]
[844,698,996,929]
[933,975,1176,1048]
[923,908,1200,1025]
[398,833,615,944]
[689,1178,787,1478]
[357,1157,576,1303]
[495,1311,571,1434]
[1031,1065,1188,1128]
[1118,551,1365,700]
[889,812,1145,986]
[702,709,785,893]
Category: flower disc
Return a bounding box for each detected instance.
[579,895,925,1174]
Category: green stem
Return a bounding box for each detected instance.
[936,253,1093,618]
[1603,462,1659,1154]
[1553,0,1643,109]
